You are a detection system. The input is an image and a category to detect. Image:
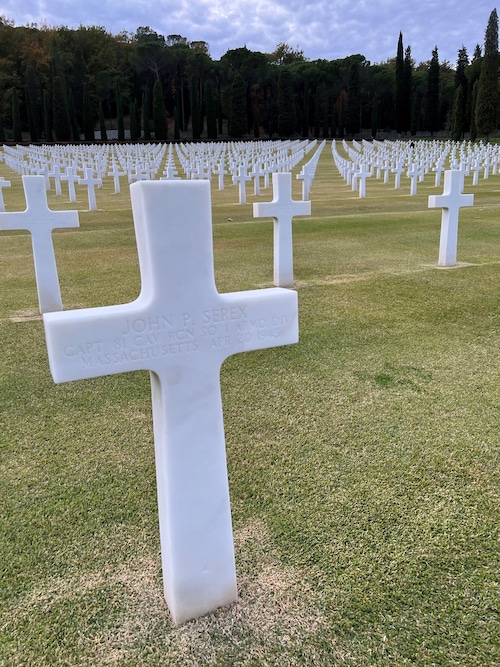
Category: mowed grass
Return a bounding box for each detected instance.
[0,141,498,666]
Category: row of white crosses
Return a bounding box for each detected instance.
[0,162,311,623]
[2,140,316,208]
[333,138,500,197]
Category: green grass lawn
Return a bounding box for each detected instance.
[0,141,498,666]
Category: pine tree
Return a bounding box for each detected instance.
[425,47,440,136]
[174,106,180,140]
[25,65,41,140]
[470,80,479,141]
[26,85,38,142]
[153,79,168,140]
[0,116,5,143]
[12,88,22,142]
[52,76,71,141]
[475,8,499,141]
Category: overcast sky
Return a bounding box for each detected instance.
[0,0,495,65]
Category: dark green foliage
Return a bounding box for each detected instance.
[11,88,22,142]
[345,62,361,137]
[129,100,138,141]
[82,84,95,141]
[371,95,379,138]
[424,47,440,136]
[314,88,321,138]
[25,65,41,141]
[52,76,72,141]
[115,85,124,141]
[228,71,247,138]
[134,98,142,139]
[153,79,168,140]
[189,76,200,140]
[174,105,180,140]
[25,85,38,142]
[0,116,5,142]
[99,101,108,141]
[470,80,478,141]
[395,33,405,134]
[205,81,217,140]
[277,68,296,137]
[68,88,80,142]
[455,46,469,135]
[475,9,499,140]
[142,87,151,140]
[451,85,465,141]
[403,46,413,132]
[43,89,53,142]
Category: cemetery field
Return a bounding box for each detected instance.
[0,142,499,666]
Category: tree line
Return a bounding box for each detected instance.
[0,9,498,142]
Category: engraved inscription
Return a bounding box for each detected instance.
[63,308,294,369]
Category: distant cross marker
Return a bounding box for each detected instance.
[0,176,79,312]
[43,180,298,624]
[253,172,311,286]
[428,170,474,267]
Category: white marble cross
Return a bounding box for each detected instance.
[0,178,11,212]
[0,176,79,312]
[233,166,251,204]
[428,170,474,267]
[79,167,101,211]
[43,180,298,625]
[253,172,311,287]
[60,166,79,203]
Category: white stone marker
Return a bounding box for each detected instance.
[0,176,79,312]
[253,172,311,287]
[428,170,474,267]
[78,167,101,211]
[0,178,11,212]
[43,180,298,625]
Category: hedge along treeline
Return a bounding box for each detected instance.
[0,14,495,142]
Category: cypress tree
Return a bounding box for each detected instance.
[371,95,379,139]
[455,46,469,136]
[190,76,200,140]
[82,84,94,141]
[475,8,499,141]
[0,116,5,143]
[424,47,440,136]
[313,88,321,138]
[153,79,168,140]
[277,68,296,137]
[451,85,465,141]
[99,101,107,141]
[470,80,479,141]
[12,88,22,142]
[135,98,142,139]
[301,78,309,138]
[205,81,217,140]
[228,71,247,138]
[403,46,413,133]
[395,33,405,134]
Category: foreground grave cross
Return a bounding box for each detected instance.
[0,175,79,313]
[428,170,474,267]
[43,180,298,625]
[253,172,311,287]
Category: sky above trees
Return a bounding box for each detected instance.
[1,0,494,65]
